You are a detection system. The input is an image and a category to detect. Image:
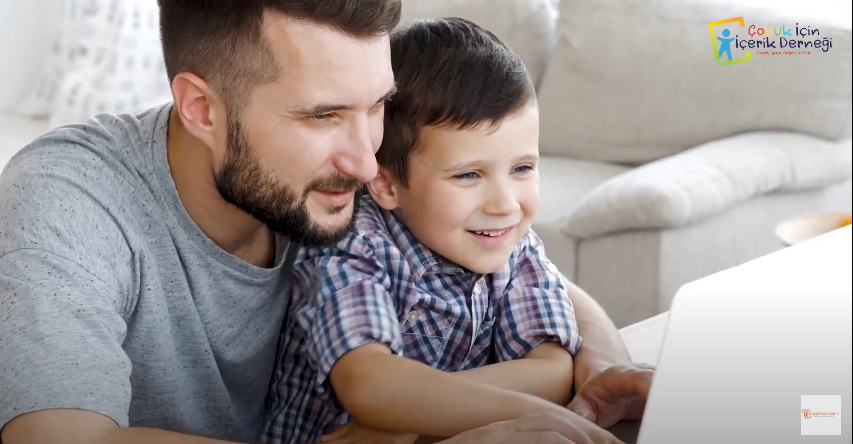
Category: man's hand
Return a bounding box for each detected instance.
[567,363,654,428]
[435,411,624,444]
[321,421,419,444]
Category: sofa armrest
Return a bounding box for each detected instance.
[562,132,852,239]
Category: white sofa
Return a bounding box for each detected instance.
[3,0,852,328]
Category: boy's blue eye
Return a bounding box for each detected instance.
[453,171,479,180]
[514,164,535,174]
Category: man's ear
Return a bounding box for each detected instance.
[367,168,401,211]
[170,72,224,152]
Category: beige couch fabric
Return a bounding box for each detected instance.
[538,0,853,164]
[398,0,559,89]
[563,132,853,239]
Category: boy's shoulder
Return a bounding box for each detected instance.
[492,229,560,284]
[351,193,392,239]
[296,194,399,264]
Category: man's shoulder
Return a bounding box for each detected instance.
[4,105,166,179]
[0,105,169,258]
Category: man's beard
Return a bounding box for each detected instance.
[214,116,362,248]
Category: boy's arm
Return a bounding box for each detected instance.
[454,342,574,405]
[330,343,574,438]
[456,231,582,405]
[304,236,572,439]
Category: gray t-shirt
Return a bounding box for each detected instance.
[0,103,293,442]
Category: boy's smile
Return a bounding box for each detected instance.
[370,104,541,274]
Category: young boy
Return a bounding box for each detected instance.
[262,18,583,444]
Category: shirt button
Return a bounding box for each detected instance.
[546,262,559,275]
[407,311,419,323]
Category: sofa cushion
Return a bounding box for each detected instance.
[563,132,853,239]
[537,0,853,164]
[16,0,172,127]
[576,179,851,328]
[399,0,559,89]
[0,0,61,112]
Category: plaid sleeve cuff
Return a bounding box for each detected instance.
[297,235,403,392]
[308,279,403,389]
[494,231,582,361]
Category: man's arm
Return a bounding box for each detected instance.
[1,410,243,444]
[561,277,632,388]
[561,275,652,430]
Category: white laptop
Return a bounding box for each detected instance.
[614,226,852,444]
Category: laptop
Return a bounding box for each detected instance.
[610,226,852,444]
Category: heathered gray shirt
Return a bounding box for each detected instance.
[0,103,293,442]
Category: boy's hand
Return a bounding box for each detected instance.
[321,421,419,444]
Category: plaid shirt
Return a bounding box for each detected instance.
[260,195,582,444]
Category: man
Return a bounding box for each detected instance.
[0,1,652,443]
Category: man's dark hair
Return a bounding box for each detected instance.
[157,0,402,110]
[378,17,536,186]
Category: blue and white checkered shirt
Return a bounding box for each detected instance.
[260,195,582,444]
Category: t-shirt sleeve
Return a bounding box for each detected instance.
[493,231,582,362]
[294,234,402,390]
[0,136,134,430]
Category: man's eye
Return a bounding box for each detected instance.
[309,113,333,121]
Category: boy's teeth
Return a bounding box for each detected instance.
[474,229,506,237]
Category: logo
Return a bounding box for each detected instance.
[801,395,841,435]
[803,408,840,419]
[709,17,751,66]
[709,18,835,66]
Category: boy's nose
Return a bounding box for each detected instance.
[482,184,520,216]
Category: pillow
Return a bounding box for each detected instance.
[399,0,559,89]
[562,132,853,239]
[13,0,83,117]
[16,0,172,127]
[0,0,61,113]
[537,0,853,164]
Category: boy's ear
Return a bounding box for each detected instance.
[367,168,400,211]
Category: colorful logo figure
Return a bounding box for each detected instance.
[803,409,813,419]
[709,17,752,66]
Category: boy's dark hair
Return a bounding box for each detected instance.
[378,17,536,186]
[157,0,402,110]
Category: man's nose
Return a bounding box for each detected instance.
[482,181,521,216]
[333,116,379,183]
